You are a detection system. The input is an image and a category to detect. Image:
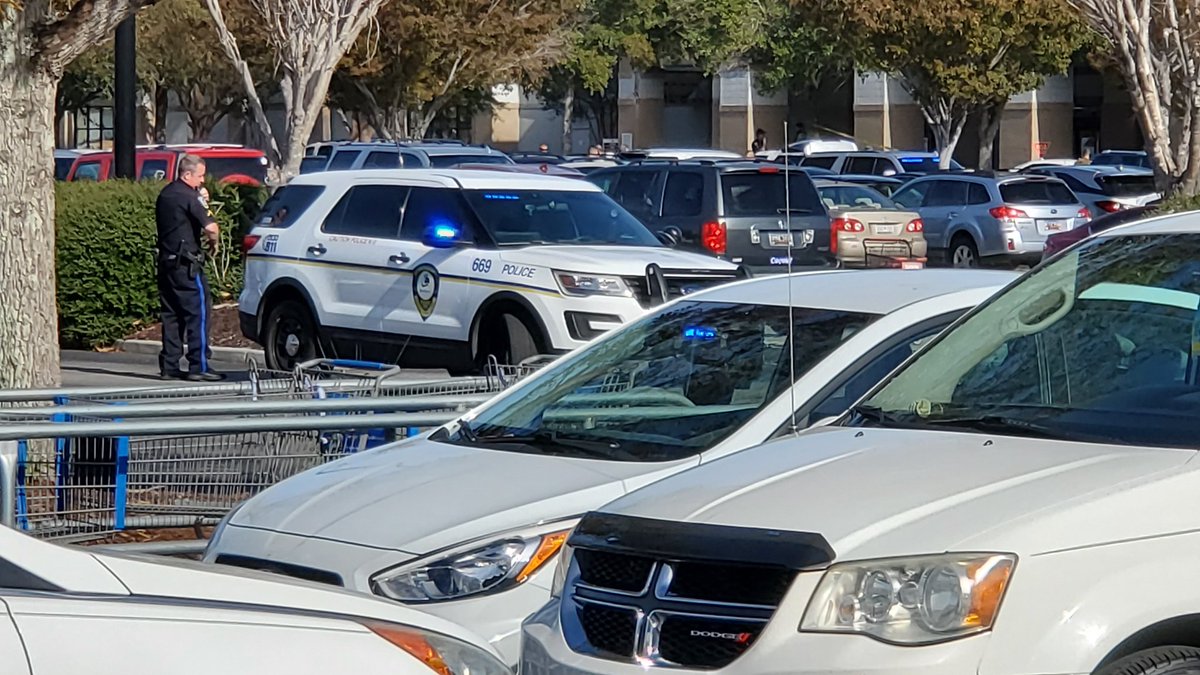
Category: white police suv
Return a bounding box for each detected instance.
[240,169,742,371]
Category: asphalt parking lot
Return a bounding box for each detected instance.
[60,350,449,388]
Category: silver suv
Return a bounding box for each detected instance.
[891,173,1090,267]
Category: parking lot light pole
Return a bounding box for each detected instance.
[113,16,137,179]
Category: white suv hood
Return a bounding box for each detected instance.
[498,246,738,276]
[602,427,1194,561]
[229,438,682,554]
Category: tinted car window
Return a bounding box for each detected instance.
[448,301,879,462]
[846,156,878,174]
[863,233,1200,448]
[1000,180,1078,204]
[427,154,512,168]
[55,157,75,181]
[299,157,327,174]
[924,181,968,207]
[661,172,705,218]
[462,189,659,246]
[720,171,824,217]
[203,156,269,184]
[611,171,662,217]
[363,151,400,169]
[1098,174,1157,197]
[968,183,991,205]
[72,161,103,181]
[892,182,931,209]
[802,155,839,169]
[898,156,964,172]
[140,159,169,180]
[1053,172,1101,194]
[817,184,896,209]
[1092,152,1149,168]
[256,185,325,228]
[327,150,361,171]
[400,187,478,242]
[322,184,407,239]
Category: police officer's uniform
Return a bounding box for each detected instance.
[155,180,218,379]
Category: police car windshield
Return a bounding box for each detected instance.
[463,189,661,247]
[444,301,878,462]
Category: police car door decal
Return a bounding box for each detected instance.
[412,264,440,320]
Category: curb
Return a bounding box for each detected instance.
[116,339,265,368]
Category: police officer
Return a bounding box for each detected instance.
[155,154,223,381]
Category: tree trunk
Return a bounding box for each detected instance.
[0,64,62,388]
[561,85,574,154]
[153,84,169,143]
[929,113,968,170]
[977,101,1005,171]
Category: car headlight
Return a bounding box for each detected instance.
[800,553,1015,644]
[372,527,572,603]
[554,271,632,297]
[549,543,574,598]
[365,622,509,675]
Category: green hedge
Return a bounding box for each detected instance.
[56,180,266,348]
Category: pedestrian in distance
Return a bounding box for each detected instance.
[154,154,224,382]
[751,128,768,153]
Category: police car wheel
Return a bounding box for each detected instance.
[263,299,318,370]
[477,312,540,369]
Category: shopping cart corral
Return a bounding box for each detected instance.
[0,357,550,543]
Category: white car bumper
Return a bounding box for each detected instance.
[520,596,996,675]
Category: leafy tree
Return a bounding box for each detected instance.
[139,0,246,141]
[57,45,113,141]
[203,0,385,179]
[540,0,767,151]
[0,0,155,387]
[1074,0,1200,194]
[825,0,1087,168]
[335,0,578,140]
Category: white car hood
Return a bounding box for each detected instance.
[230,438,675,553]
[92,550,495,647]
[603,427,1194,561]
[498,245,738,276]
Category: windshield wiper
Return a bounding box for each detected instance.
[777,207,815,215]
[472,429,626,460]
[917,414,1106,442]
[849,405,928,429]
[454,419,479,443]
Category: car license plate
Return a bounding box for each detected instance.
[873,224,900,235]
[901,260,924,270]
[1041,220,1067,232]
[768,232,793,247]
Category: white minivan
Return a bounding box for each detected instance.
[521,212,1200,675]
[205,268,1014,664]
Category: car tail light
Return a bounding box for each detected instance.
[758,166,780,174]
[830,218,865,254]
[701,221,726,255]
[1096,200,1123,213]
[242,234,262,254]
[1076,206,1092,222]
[989,206,1029,220]
[905,218,924,233]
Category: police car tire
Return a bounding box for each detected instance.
[263,299,318,370]
[476,312,540,369]
[1097,647,1200,675]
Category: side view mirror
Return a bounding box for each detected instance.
[655,229,679,247]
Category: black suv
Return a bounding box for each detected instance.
[587,160,833,274]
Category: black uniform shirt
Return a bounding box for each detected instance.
[156,180,214,255]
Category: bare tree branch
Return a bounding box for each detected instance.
[35,0,159,76]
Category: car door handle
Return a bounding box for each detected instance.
[948,212,959,218]
[307,244,327,257]
[389,253,410,264]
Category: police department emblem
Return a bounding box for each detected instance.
[412,264,440,320]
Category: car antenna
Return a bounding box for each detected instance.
[783,121,799,434]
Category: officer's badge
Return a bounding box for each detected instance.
[412,264,440,320]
